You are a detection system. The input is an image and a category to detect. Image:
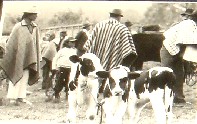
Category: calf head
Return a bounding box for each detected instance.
[69,54,96,76]
[96,65,140,102]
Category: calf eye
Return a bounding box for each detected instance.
[119,77,128,89]
[109,77,116,89]
[120,77,128,83]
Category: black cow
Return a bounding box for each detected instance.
[131,25,165,70]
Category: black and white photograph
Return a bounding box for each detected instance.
[0,1,197,124]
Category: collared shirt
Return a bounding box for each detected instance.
[21,20,37,34]
[20,20,38,46]
[163,19,197,55]
[84,18,136,70]
[21,19,37,27]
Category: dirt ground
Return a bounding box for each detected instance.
[0,62,197,124]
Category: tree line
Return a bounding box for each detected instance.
[2,3,197,35]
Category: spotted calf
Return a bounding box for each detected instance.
[96,65,140,124]
[66,53,103,123]
[96,66,175,124]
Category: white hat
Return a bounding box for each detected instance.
[23,6,39,14]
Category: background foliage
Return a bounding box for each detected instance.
[2,3,197,35]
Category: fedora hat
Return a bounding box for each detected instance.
[181,8,194,16]
[110,9,123,17]
[125,21,133,27]
[23,6,39,14]
[83,23,91,28]
[142,25,161,32]
[188,10,197,17]
[60,31,67,34]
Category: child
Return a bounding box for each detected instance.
[47,37,77,103]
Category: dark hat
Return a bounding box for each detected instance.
[83,23,91,28]
[60,31,67,35]
[142,25,161,32]
[46,30,55,36]
[188,10,197,17]
[125,21,133,27]
[181,8,194,16]
[60,31,67,33]
[110,9,123,17]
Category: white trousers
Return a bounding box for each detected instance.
[183,45,197,63]
[7,69,29,99]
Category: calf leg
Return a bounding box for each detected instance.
[114,101,127,124]
[103,96,126,124]
[103,98,114,124]
[127,98,149,124]
[165,87,174,124]
[149,90,166,124]
[67,90,77,123]
[86,79,99,121]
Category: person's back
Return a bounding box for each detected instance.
[52,47,77,70]
[46,37,77,103]
[84,9,136,71]
[42,32,57,62]
[75,22,91,56]
[160,9,197,104]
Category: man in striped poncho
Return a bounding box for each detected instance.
[83,9,137,71]
[83,9,137,93]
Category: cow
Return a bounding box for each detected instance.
[131,25,165,70]
[96,65,140,124]
[66,53,104,123]
[96,65,175,124]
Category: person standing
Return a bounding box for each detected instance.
[125,20,133,33]
[41,31,58,95]
[75,22,91,56]
[58,30,68,50]
[0,7,40,105]
[160,9,197,103]
[49,37,77,103]
[83,9,137,71]
[83,9,137,93]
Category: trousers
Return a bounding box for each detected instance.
[160,46,185,99]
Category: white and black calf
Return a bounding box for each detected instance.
[67,53,103,123]
[96,65,140,124]
[96,66,175,124]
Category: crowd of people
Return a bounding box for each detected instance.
[0,6,197,109]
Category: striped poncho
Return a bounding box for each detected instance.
[84,18,136,70]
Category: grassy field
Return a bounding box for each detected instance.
[0,61,196,123]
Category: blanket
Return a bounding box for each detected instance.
[0,22,40,85]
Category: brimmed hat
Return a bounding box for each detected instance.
[110,9,123,17]
[46,30,55,36]
[125,21,133,27]
[60,31,67,34]
[188,10,197,17]
[142,25,161,32]
[23,6,39,14]
[181,8,194,16]
[83,23,91,28]
[68,37,77,42]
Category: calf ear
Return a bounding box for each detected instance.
[128,72,140,79]
[96,71,110,78]
[69,55,81,63]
